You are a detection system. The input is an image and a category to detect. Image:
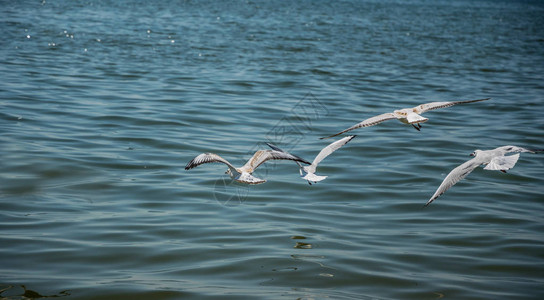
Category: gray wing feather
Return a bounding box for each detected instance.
[415,98,490,114]
[495,145,543,154]
[321,113,396,139]
[425,157,484,206]
[185,153,236,171]
[241,150,311,173]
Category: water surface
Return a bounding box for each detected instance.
[1,0,544,299]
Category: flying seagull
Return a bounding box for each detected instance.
[267,135,356,185]
[321,98,490,139]
[425,145,542,206]
[185,149,311,184]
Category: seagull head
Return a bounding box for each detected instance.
[470,150,482,157]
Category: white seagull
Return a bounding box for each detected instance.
[185,149,311,184]
[267,135,356,185]
[321,98,490,139]
[425,145,543,206]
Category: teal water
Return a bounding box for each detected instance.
[1,0,544,299]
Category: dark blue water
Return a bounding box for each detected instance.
[1,0,544,299]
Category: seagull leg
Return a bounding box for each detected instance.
[412,123,421,131]
[308,181,312,185]
[418,123,422,129]
[501,170,507,173]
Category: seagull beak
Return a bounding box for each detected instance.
[469,153,475,157]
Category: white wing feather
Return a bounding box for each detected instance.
[483,154,520,171]
[307,135,356,174]
[425,157,485,206]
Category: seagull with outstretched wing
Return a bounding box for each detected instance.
[185,149,311,184]
[267,135,356,185]
[321,98,490,139]
[425,145,542,206]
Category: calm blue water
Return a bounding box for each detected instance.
[1,0,544,299]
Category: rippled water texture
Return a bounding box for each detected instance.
[1,0,544,299]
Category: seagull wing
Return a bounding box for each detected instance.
[320,112,396,139]
[185,153,236,172]
[308,135,356,174]
[484,154,520,171]
[265,143,303,168]
[496,145,543,154]
[265,142,284,153]
[240,150,311,173]
[414,98,490,114]
[425,157,485,206]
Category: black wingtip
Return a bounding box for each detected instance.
[184,159,197,170]
[471,97,491,102]
[267,143,311,165]
[298,157,312,165]
[319,133,340,140]
[423,199,434,207]
[266,142,284,152]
